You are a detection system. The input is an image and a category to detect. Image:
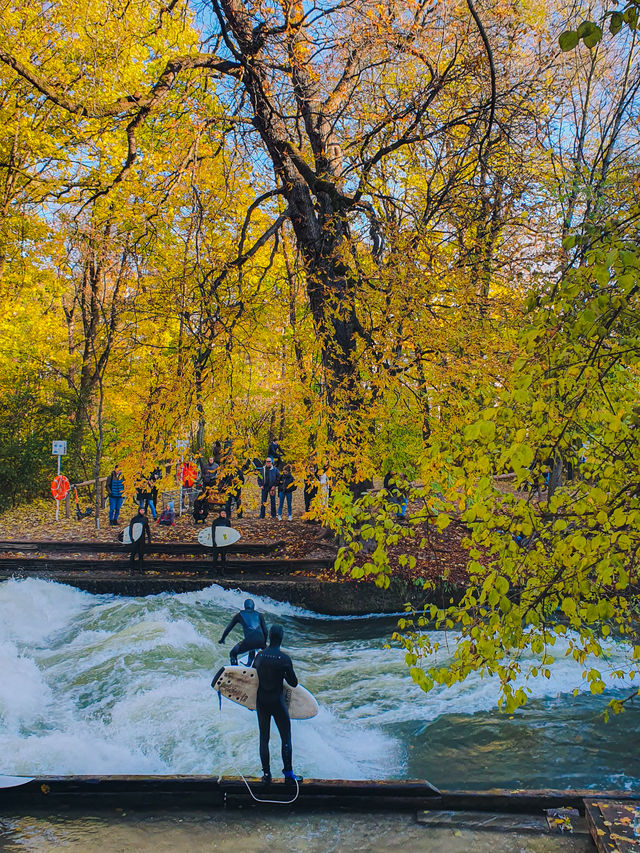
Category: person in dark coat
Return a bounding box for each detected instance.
[210,508,232,575]
[193,490,209,524]
[128,506,151,569]
[201,457,219,488]
[303,464,318,521]
[267,439,283,467]
[277,464,296,521]
[252,624,302,786]
[258,457,279,519]
[219,598,267,665]
[144,474,159,520]
[221,465,245,520]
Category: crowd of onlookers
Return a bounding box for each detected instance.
[104,439,332,528]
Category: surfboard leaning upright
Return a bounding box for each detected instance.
[119,521,144,545]
[211,665,319,720]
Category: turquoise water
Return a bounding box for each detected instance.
[0,578,638,789]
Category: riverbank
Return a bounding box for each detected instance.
[0,496,472,586]
[0,562,444,614]
[0,495,472,613]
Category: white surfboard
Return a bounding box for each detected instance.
[0,776,35,788]
[198,526,241,548]
[211,665,319,720]
[120,521,144,545]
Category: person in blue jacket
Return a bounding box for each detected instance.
[106,464,125,525]
[218,599,267,665]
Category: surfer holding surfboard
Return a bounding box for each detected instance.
[253,624,303,786]
[209,508,233,576]
[127,506,151,569]
[212,621,317,786]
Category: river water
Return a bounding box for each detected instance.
[0,577,638,790]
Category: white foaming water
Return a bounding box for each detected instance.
[0,578,636,784]
[0,579,399,779]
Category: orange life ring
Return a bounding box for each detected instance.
[177,461,198,487]
[51,475,71,500]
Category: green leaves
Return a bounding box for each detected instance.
[560,3,640,51]
[609,11,624,33]
[559,30,579,51]
[559,21,602,51]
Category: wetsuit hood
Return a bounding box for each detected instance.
[269,624,284,645]
[244,599,255,611]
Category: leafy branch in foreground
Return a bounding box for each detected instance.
[392,213,640,714]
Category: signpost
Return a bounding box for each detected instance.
[51,441,68,521]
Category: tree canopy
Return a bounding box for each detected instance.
[0,0,638,712]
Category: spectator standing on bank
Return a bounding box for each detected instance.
[138,472,158,520]
[148,475,159,520]
[258,457,280,519]
[106,464,125,526]
[383,471,408,518]
[303,464,318,521]
[277,464,296,521]
[201,456,219,489]
[319,466,330,509]
[268,438,283,467]
[222,464,245,520]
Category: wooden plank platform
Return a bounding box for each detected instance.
[0,556,333,574]
[417,808,588,835]
[585,799,640,852]
[0,776,440,811]
[0,539,284,556]
[0,777,635,816]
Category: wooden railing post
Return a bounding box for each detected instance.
[65,491,71,518]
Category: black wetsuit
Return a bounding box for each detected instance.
[220,607,267,665]
[128,513,151,567]
[253,644,298,775]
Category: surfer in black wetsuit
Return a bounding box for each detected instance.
[252,624,302,786]
[219,599,267,665]
[210,509,231,576]
[128,506,151,569]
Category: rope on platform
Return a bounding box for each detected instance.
[217,679,300,805]
[233,766,300,805]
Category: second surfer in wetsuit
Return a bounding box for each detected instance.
[128,506,151,569]
[253,624,303,786]
[218,599,267,665]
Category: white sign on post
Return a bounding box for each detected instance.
[52,440,67,521]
